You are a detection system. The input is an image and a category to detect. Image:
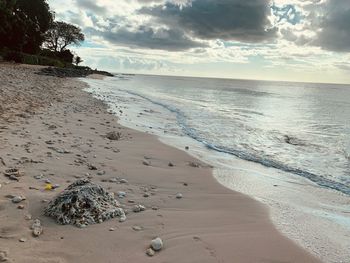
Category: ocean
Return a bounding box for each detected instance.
[83,74,350,262]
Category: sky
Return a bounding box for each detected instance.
[48,0,350,84]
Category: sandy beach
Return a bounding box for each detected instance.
[0,64,322,263]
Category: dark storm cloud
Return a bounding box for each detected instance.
[75,0,107,15]
[314,0,350,52]
[90,26,206,51]
[140,0,277,43]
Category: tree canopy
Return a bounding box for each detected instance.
[0,0,53,53]
[44,21,85,52]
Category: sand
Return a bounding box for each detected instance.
[0,63,322,263]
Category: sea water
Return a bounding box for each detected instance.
[83,74,350,262]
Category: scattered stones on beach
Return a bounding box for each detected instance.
[132,204,146,213]
[176,193,183,199]
[31,219,43,237]
[106,131,121,141]
[146,248,155,257]
[44,179,125,227]
[151,237,163,251]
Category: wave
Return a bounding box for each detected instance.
[125,90,350,196]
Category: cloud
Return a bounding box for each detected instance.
[75,0,107,15]
[89,25,206,51]
[140,0,277,43]
[314,0,350,52]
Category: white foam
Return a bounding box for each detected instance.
[83,78,350,263]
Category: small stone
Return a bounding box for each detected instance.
[146,248,155,257]
[0,251,8,262]
[17,205,24,209]
[142,160,150,166]
[151,237,163,251]
[25,214,32,220]
[119,179,128,184]
[19,238,27,243]
[185,146,189,150]
[132,225,143,231]
[176,193,183,199]
[119,215,126,222]
[152,206,159,211]
[97,170,105,176]
[143,193,150,198]
[12,196,24,203]
[31,219,43,237]
[128,200,135,204]
[109,228,115,231]
[168,162,174,167]
[133,204,146,213]
[117,191,126,198]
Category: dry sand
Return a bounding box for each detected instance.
[0,63,322,263]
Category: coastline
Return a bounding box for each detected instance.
[0,64,321,262]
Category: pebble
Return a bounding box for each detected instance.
[117,191,126,198]
[19,238,27,243]
[132,225,143,231]
[143,193,150,198]
[109,228,115,231]
[152,206,159,211]
[151,237,163,251]
[176,193,183,199]
[132,204,146,213]
[119,179,128,184]
[31,219,43,237]
[168,162,174,167]
[142,160,150,166]
[17,205,24,209]
[146,248,155,257]
[119,215,127,222]
[0,251,9,262]
[12,196,24,203]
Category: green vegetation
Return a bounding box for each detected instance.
[0,0,85,67]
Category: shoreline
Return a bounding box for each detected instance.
[0,64,321,262]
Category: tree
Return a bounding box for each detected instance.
[0,0,53,53]
[74,56,83,66]
[44,21,85,52]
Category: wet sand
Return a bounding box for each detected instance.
[0,63,322,262]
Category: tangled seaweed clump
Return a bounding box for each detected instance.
[44,179,125,227]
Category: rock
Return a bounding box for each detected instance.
[17,205,24,209]
[0,250,9,262]
[151,237,163,251]
[152,206,159,211]
[146,248,155,257]
[119,215,126,222]
[31,219,43,237]
[117,191,126,198]
[143,193,150,198]
[132,204,146,213]
[19,238,27,243]
[142,160,150,166]
[128,200,135,204]
[189,162,200,168]
[88,164,98,170]
[132,225,143,231]
[185,146,189,150]
[119,179,128,184]
[106,131,121,141]
[109,227,115,231]
[176,193,183,199]
[12,196,24,203]
[168,162,174,167]
[4,168,22,180]
[44,179,125,227]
